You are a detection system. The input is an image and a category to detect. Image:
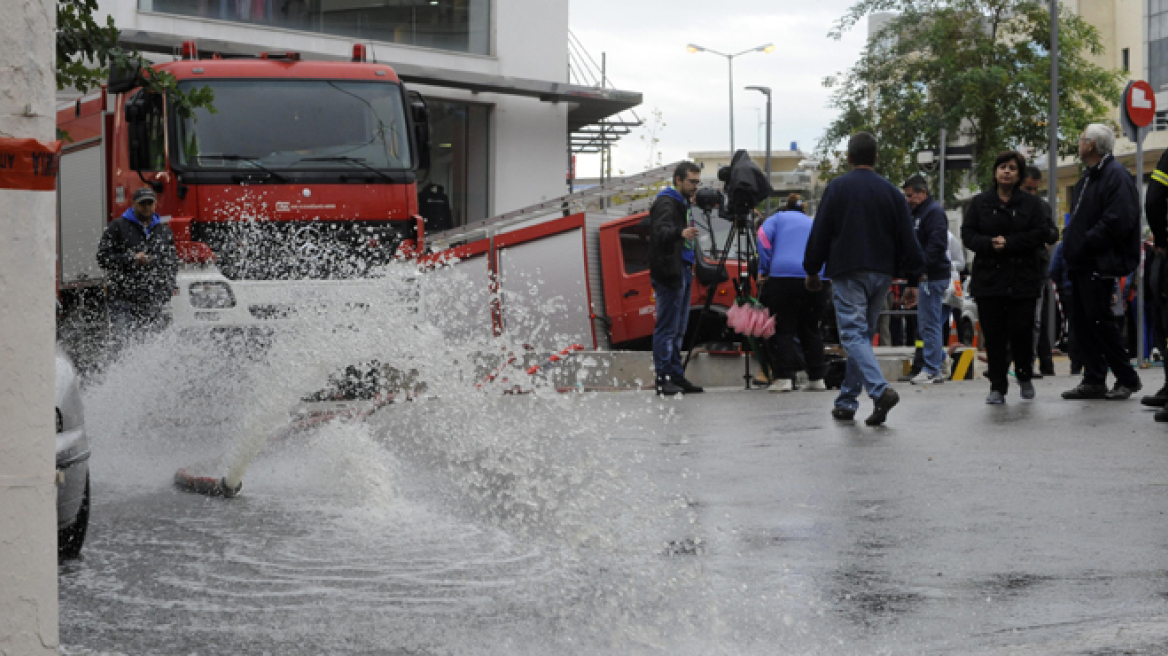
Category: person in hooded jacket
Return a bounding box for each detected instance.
[757,193,829,392]
[648,161,704,396]
[962,150,1054,404]
[1060,123,1143,401]
[97,187,178,348]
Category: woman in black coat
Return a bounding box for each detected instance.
[962,151,1052,404]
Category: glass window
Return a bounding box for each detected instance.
[618,224,650,275]
[1153,38,1168,91]
[142,0,491,55]
[418,99,489,229]
[173,79,413,171]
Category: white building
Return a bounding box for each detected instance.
[95,0,640,226]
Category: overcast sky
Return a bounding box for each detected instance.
[567,1,873,176]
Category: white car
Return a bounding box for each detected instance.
[55,345,90,559]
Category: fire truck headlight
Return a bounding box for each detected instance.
[189,282,237,309]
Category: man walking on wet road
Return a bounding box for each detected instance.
[1060,124,1142,401]
[804,132,924,425]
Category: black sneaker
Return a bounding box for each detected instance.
[1156,408,1168,423]
[1030,371,1044,380]
[674,376,705,394]
[1040,362,1056,376]
[865,387,900,426]
[831,406,856,421]
[1104,381,1142,400]
[656,376,684,396]
[1061,383,1108,400]
[1141,384,1168,407]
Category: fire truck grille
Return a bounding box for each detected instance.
[190,220,414,281]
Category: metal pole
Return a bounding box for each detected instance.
[939,128,947,206]
[1048,0,1062,361]
[1138,132,1147,367]
[1048,0,1059,219]
[600,53,606,210]
[728,55,735,154]
[764,90,772,215]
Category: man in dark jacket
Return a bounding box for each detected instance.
[97,187,178,348]
[1061,123,1142,400]
[1143,148,1168,418]
[804,132,924,425]
[900,175,950,385]
[1021,167,1059,377]
[649,161,703,396]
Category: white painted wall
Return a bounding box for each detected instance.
[95,0,572,216]
[0,1,60,653]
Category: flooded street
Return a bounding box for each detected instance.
[59,361,1168,654]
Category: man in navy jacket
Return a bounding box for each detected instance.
[804,132,924,425]
[1061,123,1142,400]
[901,175,950,385]
[96,187,178,349]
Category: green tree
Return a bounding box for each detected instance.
[816,0,1123,195]
[57,0,213,138]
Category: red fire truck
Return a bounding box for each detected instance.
[55,42,429,342]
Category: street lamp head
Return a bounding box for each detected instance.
[760,43,775,53]
[686,44,704,53]
[745,85,771,96]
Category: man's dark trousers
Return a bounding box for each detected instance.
[652,267,692,380]
[1069,272,1139,388]
[759,277,829,380]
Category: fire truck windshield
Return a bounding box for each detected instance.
[174,79,413,171]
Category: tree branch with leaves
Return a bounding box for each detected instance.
[816,0,1122,197]
[56,0,213,139]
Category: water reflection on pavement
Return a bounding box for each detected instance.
[60,374,1168,654]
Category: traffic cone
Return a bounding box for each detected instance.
[947,314,959,348]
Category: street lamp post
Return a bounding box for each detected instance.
[687,43,774,154]
[745,85,772,214]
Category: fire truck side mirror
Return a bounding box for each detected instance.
[124,94,152,171]
[409,93,431,171]
[107,58,142,95]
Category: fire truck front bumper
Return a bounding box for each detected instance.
[170,269,422,330]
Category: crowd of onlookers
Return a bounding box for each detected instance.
[646,124,1167,427]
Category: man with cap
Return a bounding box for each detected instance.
[97,187,178,349]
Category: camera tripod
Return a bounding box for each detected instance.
[682,207,767,390]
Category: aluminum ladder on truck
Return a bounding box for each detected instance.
[425,161,681,250]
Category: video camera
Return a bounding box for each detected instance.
[692,150,773,224]
[719,150,773,220]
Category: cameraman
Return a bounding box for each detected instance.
[649,161,704,396]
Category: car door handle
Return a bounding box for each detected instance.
[624,290,640,298]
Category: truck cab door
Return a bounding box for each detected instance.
[601,222,655,345]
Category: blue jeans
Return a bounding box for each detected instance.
[917,279,948,376]
[831,271,892,411]
[651,267,692,379]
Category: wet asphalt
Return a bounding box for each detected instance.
[58,363,1168,655]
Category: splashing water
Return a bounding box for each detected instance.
[75,258,767,653]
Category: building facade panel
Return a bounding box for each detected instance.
[95,0,577,226]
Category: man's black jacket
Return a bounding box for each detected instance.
[1146,149,1168,250]
[961,188,1051,299]
[96,214,178,308]
[912,196,951,282]
[647,192,690,289]
[1063,154,1141,277]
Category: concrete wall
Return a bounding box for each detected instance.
[0,0,60,653]
[95,0,571,216]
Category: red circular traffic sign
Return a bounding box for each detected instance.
[1125,80,1156,128]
